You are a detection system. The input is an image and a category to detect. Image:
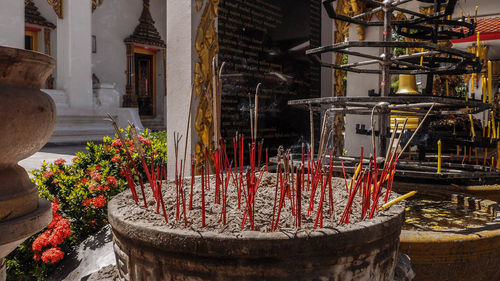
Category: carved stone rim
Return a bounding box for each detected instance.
[109,189,405,258]
[0,46,55,88]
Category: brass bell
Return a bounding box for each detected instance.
[396,74,419,95]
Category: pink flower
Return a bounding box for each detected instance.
[43,171,54,178]
[54,158,66,165]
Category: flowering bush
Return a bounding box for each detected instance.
[6,128,166,281]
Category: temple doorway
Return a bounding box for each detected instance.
[134,48,156,118]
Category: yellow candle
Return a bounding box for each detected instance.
[476,32,480,57]
[482,76,487,103]
[469,114,476,137]
[488,61,493,103]
[461,11,464,19]
[468,13,471,23]
[456,145,460,156]
[497,142,500,169]
[446,80,449,96]
[497,122,499,139]
[379,191,417,211]
[488,120,491,138]
[437,140,442,173]
[492,157,495,168]
[475,6,478,22]
[420,48,424,66]
[491,111,496,138]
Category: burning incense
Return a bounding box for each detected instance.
[254,83,261,141]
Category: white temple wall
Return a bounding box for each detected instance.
[0,0,24,48]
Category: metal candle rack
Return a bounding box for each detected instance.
[288,0,497,183]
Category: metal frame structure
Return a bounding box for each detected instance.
[286,0,498,182]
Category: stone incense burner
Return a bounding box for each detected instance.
[108,177,405,281]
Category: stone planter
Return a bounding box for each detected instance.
[0,46,56,279]
[108,189,405,281]
[399,189,500,281]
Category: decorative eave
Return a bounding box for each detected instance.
[47,0,63,19]
[25,0,56,29]
[124,0,166,49]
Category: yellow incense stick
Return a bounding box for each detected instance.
[446,80,449,96]
[420,48,424,66]
[488,61,493,103]
[437,140,442,173]
[379,191,417,211]
[349,163,361,191]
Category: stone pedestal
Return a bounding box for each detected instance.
[0,46,56,281]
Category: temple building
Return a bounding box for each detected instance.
[0,0,500,171]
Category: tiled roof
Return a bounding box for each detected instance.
[475,16,500,34]
[25,0,55,29]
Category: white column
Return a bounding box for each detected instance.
[56,0,93,108]
[344,24,381,156]
[0,1,24,48]
[166,0,196,175]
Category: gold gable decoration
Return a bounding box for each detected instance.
[47,0,63,19]
[194,0,219,171]
[92,0,103,12]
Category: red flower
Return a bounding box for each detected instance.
[72,156,78,163]
[32,231,50,252]
[54,158,66,165]
[139,136,152,146]
[43,171,54,178]
[107,176,117,186]
[82,198,92,206]
[34,251,41,261]
[111,154,120,163]
[89,170,101,181]
[92,195,107,208]
[41,247,64,264]
[95,164,101,171]
[112,139,122,147]
[105,145,111,151]
[76,177,88,186]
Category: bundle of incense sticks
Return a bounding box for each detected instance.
[104,103,431,231]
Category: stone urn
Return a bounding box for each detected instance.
[108,189,405,281]
[0,46,56,280]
